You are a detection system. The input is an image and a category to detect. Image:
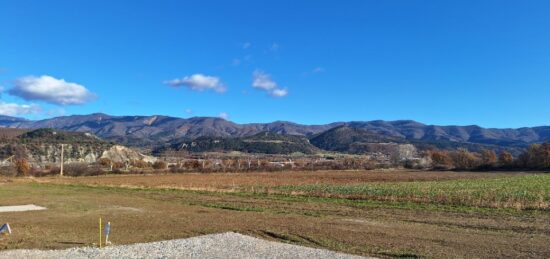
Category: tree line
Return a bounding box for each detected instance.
[427,142,550,170]
[2,141,549,177]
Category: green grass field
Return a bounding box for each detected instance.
[273,174,550,209]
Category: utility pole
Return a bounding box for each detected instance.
[60,144,65,176]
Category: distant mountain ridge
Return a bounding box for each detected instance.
[0,113,548,151]
[163,132,319,155]
[310,126,405,153]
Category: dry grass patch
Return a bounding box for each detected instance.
[33,170,522,191]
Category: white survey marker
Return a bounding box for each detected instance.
[0,204,47,213]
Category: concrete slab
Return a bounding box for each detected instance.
[0,205,47,213]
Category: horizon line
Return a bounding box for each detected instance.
[2,112,548,130]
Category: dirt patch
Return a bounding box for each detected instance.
[341,219,388,227]
[106,206,143,213]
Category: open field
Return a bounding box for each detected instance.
[273,175,550,209]
[29,170,523,189]
[1,170,549,258]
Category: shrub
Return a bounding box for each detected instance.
[362,159,377,170]
[153,161,167,170]
[517,142,550,169]
[15,159,30,176]
[29,167,44,177]
[480,149,497,168]
[63,163,87,176]
[183,160,201,170]
[64,163,105,176]
[429,150,453,170]
[498,151,514,168]
[98,158,112,167]
[450,149,480,170]
[112,161,125,169]
[0,165,17,177]
[131,159,151,169]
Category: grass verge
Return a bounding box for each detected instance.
[272,174,550,209]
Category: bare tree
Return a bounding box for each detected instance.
[429,150,454,170]
[498,151,514,168]
[480,149,497,168]
[451,149,480,170]
[15,159,30,177]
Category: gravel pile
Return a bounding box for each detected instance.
[0,232,367,259]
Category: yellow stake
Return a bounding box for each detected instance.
[99,217,102,248]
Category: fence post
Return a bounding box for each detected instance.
[99,217,102,248]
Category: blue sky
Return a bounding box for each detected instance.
[1,0,549,128]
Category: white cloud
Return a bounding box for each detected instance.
[218,112,229,120]
[0,102,41,116]
[164,74,226,93]
[270,88,288,97]
[252,70,277,90]
[252,70,288,98]
[184,108,193,115]
[242,42,251,49]
[10,75,96,105]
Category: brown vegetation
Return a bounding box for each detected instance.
[152,161,167,170]
[480,149,497,167]
[428,150,454,170]
[41,170,519,191]
[517,142,550,169]
[499,151,514,167]
[2,141,550,178]
[426,141,550,171]
[14,159,30,177]
[63,163,105,177]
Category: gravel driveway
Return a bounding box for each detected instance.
[0,232,368,259]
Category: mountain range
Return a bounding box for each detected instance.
[164,132,318,155]
[0,113,548,153]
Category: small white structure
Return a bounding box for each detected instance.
[0,204,47,213]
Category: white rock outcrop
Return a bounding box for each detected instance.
[100,145,157,163]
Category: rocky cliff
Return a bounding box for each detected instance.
[0,128,155,166]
